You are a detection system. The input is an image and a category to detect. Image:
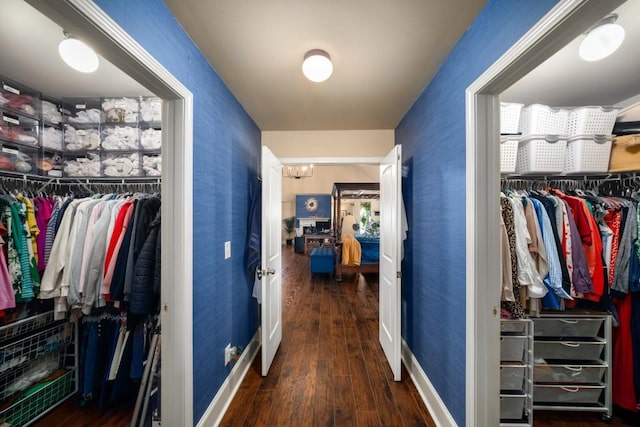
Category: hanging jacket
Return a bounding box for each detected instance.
[129,211,161,315]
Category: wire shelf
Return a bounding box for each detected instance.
[0,312,54,343]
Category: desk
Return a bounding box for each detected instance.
[304,234,333,254]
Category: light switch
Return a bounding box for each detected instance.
[225,241,231,259]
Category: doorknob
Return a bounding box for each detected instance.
[257,267,276,280]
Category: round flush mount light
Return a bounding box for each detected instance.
[302,49,333,83]
[579,14,625,62]
[58,33,99,73]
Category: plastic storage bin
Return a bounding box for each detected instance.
[101,152,141,177]
[501,320,528,335]
[534,360,606,384]
[500,336,526,362]
[535,338,605,361]
[102,97,139,124]
[533,318,603,338]
[515,135,567,174]
[501,364,526,390]
[566,106,618,136]
[101,125,139,150]
[141,153,161,177]
[520,104,569,135]
[564,135,612,174]
[140,127,161,151]
[500,102,523,134]
[0,110,39,147]
[139,96,162,123]
[63,152,101,177]
[64,124,100,151]
[41,125,63,151]
[500,391,526,419]
[533,384,604,404]
[500,136,519,174]
[0,143,38,174]
[62,97,103,125]
[38,151,64,177]
[41,99,63,125]
[0,78,40,118]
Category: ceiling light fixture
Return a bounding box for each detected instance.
[58,32,99,73]
[579,14,625,62]
[302,49,333,83]
[283,164,314,179]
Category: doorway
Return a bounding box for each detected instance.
[466,0,625,425]
[25,0,194,425]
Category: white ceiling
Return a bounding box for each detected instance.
[502,1,640,112]
[0,0,151,99]
[2,1,639,129]
[162,0,487,130]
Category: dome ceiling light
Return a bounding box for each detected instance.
[58,32,99,73]
[302,49,333,83]
[579,14,625,62]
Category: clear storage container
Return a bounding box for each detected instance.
[62,97,103,125]
[102,97,139,124]
[0,143,38,174]
[535,338,605,361]
[533,318,603,338]
[533,384,604,404]
[63,152,101,177]
[564,135,613,174]
[41,99,63,125]
[534,360,606,384]
[101,152,141,177]
[64,124,100,151]
[38,151,64,178]
[0,78,40,118]
[0,110,39,147]
[141,153,161,177]
[515,135,567,174]
[139,96,162,124]
[41,124,63,151]
[101,125,139,150]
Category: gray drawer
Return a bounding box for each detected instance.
[534,318,603,337]
[534,360,606,384]
[500,391,526,420]
[500,364,525,391]
[535,338,605,361]
[500,336,526,362]
[501,320,528,335]
[534,384,604,404]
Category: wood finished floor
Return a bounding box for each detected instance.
[36,245,640,426]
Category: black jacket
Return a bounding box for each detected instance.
[129,209,161,315]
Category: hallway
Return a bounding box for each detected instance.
[221,247,435,426]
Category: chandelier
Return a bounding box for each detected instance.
[282,164,314,179]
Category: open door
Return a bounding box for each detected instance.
[379,145,402,381]
[261,146,283,375]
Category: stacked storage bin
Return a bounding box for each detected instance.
[500,102,523,175]
[515,104,569,175]
[563,107,618,174]
[500,319,534,426]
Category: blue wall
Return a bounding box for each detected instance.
[396,0,558,424]
[95,0,261,422]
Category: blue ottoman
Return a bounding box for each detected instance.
[310,247,335,274]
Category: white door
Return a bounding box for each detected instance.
[261,146,283,375]
[379,145,402,381]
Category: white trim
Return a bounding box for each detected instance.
[24,1,195,426]
[464,1,624,426]
[196,330,261,427]
[279,157,383,165]
[402,340,456,427]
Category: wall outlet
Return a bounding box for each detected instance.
[225,241,231,259]
[224,343,233,366]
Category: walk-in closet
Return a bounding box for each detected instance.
[0,0,163,425]
[496,1,640,425]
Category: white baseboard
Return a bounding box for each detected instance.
[402,339,457,427]
[196,329,261,427]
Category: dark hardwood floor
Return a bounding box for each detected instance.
[36,245,640,426]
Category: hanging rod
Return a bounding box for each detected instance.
[501,172,637,182]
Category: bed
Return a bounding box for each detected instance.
[331,182,380,281]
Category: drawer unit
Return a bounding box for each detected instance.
[532,314,611,421]
[533,318,603,338]
[500,319,533,426]
[534,360,606,384]
[535,338,605,361]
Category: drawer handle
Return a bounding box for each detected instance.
[560,386,580,393]
[559,319,579,324]
[560,342,580,347]
[563,365,583,372]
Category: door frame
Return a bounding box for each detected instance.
[25,1,194,425]
[465,0,624,425]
